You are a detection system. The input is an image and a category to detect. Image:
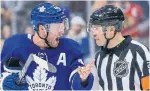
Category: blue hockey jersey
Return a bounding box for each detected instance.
[1,34,93,90]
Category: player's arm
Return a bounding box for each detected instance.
[68,41,94,90]
[135,46,150,90]
[1,35,23,73]
[0,35,27,90]
[69,57,94,90]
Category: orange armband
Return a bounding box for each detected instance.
[141,76,150,90]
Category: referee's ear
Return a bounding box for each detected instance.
[141,76,150,90]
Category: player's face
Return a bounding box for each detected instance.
[91,25,106,46]
[46,23,65,48]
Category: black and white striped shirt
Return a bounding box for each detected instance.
[95,36,150,90]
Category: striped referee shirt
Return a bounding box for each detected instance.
[95,36,150,90]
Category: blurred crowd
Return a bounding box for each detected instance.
[1,1,149,59]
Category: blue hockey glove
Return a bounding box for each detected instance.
[2,73,28,90]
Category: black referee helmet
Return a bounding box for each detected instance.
[88,5,125,32]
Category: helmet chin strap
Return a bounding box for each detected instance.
[36,31,52,48]
[104,31,117,48]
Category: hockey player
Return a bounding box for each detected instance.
[87,5,150,90]
[0,3,94,90]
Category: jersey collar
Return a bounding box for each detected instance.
[101,35,132,55]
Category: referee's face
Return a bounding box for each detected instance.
[91,25,106,46]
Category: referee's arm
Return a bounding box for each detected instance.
[137,46,150,90]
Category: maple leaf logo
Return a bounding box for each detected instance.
[26,66,56,90]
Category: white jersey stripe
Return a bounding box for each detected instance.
[111,54,119,90]
[96,54,100,68]
[27,34,32,40]
[101,55,109,90]
[69,69,77,82]
[134,69,141,90]
[122,49,133,90]
[136,52,144,76]
[131,40,150,61]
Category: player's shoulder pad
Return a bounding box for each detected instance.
[1,34,29,63]
[59,37,84,56]
[4,34,31,48]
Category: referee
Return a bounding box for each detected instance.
[87,5,150,90]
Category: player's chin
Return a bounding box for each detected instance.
[51,41,59,48]
[52,44,59,48]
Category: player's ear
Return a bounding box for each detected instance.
[38,24,47,37]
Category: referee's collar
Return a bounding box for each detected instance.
[101,35,132,54]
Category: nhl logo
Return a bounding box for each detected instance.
[113,59,129,78]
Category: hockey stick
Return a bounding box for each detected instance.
[16,54,57,85]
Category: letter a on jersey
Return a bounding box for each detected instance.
[57,53,66,66]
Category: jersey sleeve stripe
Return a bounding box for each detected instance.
[131,40,150,61]
[69,69,77,82]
